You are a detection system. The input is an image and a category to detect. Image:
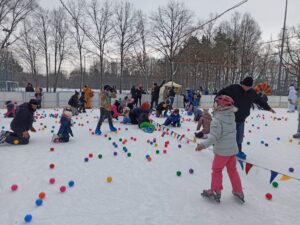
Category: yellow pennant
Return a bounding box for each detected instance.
[280,175,291,181]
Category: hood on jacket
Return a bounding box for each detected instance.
[213,106,236,125]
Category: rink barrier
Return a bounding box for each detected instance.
[0,91,289,109]
[150,118,300,182]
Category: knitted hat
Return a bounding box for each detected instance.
[241,76,253,87]
[104,85,111,91]
[29,99,39,105]
[141,101,150,110]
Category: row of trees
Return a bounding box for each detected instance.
[0,0,299,93]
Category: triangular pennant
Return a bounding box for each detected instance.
[245,163,253,175]
[270,171,278,184]
[280,175,291,181]
[238,160,244,170]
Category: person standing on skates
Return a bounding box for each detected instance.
[196,95,244,203]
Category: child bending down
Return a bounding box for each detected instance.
[196,95,244,202]
[52,107,73,143]
[194,108,212,139]
[163,109,181,127]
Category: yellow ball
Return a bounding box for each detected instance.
[106,176,112,183]
[289,139,293,143]
[154,143,158,147]
[13,139,19,145]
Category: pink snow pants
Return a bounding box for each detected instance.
[211,154,243,193]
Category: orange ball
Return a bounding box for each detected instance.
[39,192,46,199]
[13,139,19,145]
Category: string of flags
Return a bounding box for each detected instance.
[151,119,300,183]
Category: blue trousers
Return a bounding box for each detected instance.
[236,122,245,152]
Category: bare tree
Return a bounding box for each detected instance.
[0,0,37,49]
[114,1,139,93]
[67,0,86,89]
[150,0,193,82]
[50,7,69,92]
[35,8,51,92]
[17,19,40,85]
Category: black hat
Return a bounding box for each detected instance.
[5,100,12,105]
[241,76,253,87]
[104,85,111,91]
[29,99,39,105]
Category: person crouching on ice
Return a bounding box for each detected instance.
[52,107,73,143]
[163,108,181,127]
[195,95,244,203]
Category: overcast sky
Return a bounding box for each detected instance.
[40,0,300,40]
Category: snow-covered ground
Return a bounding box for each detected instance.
[0,108,299,225]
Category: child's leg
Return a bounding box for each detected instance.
[106,109,114,128]
[96,108,107,129]
[211,154,228,192]
[226,156,243,193]
[163,118,171,126]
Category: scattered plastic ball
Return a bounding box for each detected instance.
[163,150,167,154]
[277,137,280,141]
[35,199,43,206]
[154,143,158,147]
[98,154,103,159]
[84,158,89,162]
[68,181,75,187]
[13,139,19,145]
[247,141,250,145]
[272,181,279,188]
[178,145,181,148]
[261,141,264,144]
[49,163,55,169]
[147,157,152,162]
[156,150,160,154]
[107,176,112,183]
[265,143,269,147]
[265,193,272,200]
[176,171,182,176]
[50,147,54,152]
[24,214,32,223]
[289,167,294,173]
[189,169,194,174]
[60,186,66,193]
[127,152,131,157]
[89,153,93,158]
[39,192,46,199]
[113,152,118,156]
[11,184,18,191]
[49,178,55,184]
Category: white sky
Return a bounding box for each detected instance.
[40,0,300,40]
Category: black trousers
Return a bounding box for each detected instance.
[150,98,158,109]
[5,131,30,145]
[96,107,113,129]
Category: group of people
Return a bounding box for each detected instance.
[67,85,94,115]
[25,83,43,109]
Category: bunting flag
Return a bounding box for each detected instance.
[280,175,291,181]
[245,163,253,175]
[238,160,244,170]
[270,171,278,184]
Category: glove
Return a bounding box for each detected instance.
[195,143,205,151]
[31,127,37,132]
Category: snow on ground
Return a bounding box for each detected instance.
[0,108,299,225]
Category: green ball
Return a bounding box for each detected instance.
[156,150,160,154]
[44,125,47,128]
[108,137,112,140]
[127,153,131,157]
[119,138,122,142]
[51,130,54,133]
[98,154,102,159]
[272,181,279,188]
[176,171,182,176]
[123,146,126,150]
[247,141,250,145]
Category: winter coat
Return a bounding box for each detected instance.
[58,115,73,141]
[25,86,34,92]
[111,104,122,118]
[169,88,176,97]
[151,81,165,100]
[129,107,150,125]
[100,91,116,111]
[10,103,35,134]
[131,87,137,99]
[201,107,238,156]
[196,111,212,134]
[217,84,271,122]
[68,94,79,108]
[136,87,145,98]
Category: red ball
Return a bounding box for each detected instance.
[89,153,93,158]
[49,163,55,169]
[11,184,18,191]
[134,138,137,141]
[49,178,55,184]
[265,193,272,200]
[147,157,152,162]
[60,186,66,193]
[50,147,54,152]
[104,134,108,138]
[163,150,167,154]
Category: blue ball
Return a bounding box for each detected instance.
[150,142,153,145]
[146,154,150,159]
[68,180,75,187]
[289,167,294,173]
[252,124,254,127]
[35,199,43,206]
[124,149,128,153]
[265,143,269,147]
[178,145,182,148]
[114,152,118,156]
[189,169,194,174]
[115,145,118,148]
[261,141,264,144]
[277,137,280,141]
[24,214,32,223]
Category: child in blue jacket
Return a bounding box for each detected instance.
[52,107,73,143]
[163,109,181,127]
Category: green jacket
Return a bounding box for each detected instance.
[201,106,238,156]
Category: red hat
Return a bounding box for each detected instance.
[215,95,234,107]
[141,101,150,110]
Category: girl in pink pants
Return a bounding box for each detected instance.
[196,95,244,202]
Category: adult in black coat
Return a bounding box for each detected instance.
[150,80,165,109]
[216,76,275,159]
[168,86,176,109]
[0,99,38,145]
[130,86,137,103]
[136,85,146,106]
[25,83,34,92]
[129,102,151,124]
[68,91,80,108]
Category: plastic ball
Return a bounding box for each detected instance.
[49,163,55,169]
[178,145,181,148]
[108,137,112,141]
[13,139,19,145]
[265,193,272,200]
[265,143,269,147]
[147,157,152,162]
[107,176,112,183]
[127,153,131,157]
[189,169,194,174]
[50,147,54,152]
[11,184,18,191]
[113,152,118,156]
[84,157,89,162]
[119,138,122,142]
[98,154,103,159]
[163,150,167,154]
[261,141,264,144]
[150,142,153,145]
[49,178,55,184]
[247,141,250,145]
[145,154,150,159]
[289,167,294,173]
[39,192,46,199]
[272,181,279,188]
[154,143,158,147]
[277,137,280,141]
[35,198,43,206]
[68,181,75,187]
[176,171,182,176]
[89,153,93,158]
[60,186,66,193]
[24,214,32,223]
[156,150,160,154]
